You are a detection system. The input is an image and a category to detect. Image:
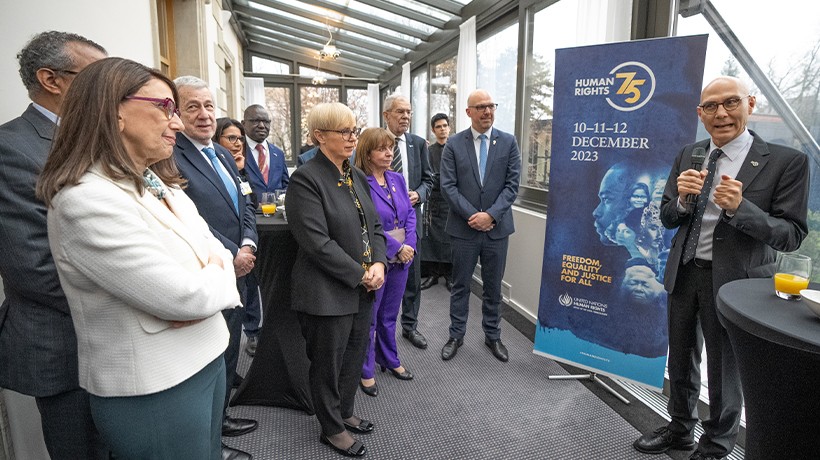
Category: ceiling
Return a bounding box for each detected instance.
[227,0,473,80]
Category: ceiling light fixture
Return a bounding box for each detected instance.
[318,22,340,60]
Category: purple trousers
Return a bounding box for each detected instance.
[362,262,410,379]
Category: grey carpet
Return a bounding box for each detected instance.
[227,283,668,459]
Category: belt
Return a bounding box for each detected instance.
[691,258,712,269]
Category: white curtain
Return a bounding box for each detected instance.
[401,62,411,97]
[243,77,265,107]
[367,83,381,128]
[456,16,477,131]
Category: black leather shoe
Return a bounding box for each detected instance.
[231,374,243,389]
[485,339,509,362]
[420,276,438,290]
[343,418,374,434]
[359,381,378,397]
[245,336,258,357]
[222,416,258,437]
[689,452,723,460]
[445,278,454,291]
[380,365,414,380]
[402,329,428,349]
[222,443,252,460]
[633,426,696,454]
[320,434,366,457]
[441,337,463,361]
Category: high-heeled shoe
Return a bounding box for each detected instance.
[380,365,414,380]
[359,381,379,397]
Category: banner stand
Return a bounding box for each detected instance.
[549,372,630,404]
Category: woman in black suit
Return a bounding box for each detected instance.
[287,102,386,458]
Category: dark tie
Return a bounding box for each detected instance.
[203,147,239,214]
[681,148,722,265]
[391,138,403,173]
[479,134,488,184]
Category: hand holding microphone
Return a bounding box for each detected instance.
[683,147,707,210]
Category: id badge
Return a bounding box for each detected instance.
[239,180,253,196]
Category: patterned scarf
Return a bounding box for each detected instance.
[143,168,166,200]
[339,159,373,269]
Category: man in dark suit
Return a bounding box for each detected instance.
[633,76,809,460]
[172,76,257,460]
[383,94,433,350]
[242,104,290,192]
[439,89,521,362]
[0,31,108,459]
[240,104,289,356]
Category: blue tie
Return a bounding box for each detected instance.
[681,148,722,265]
[203,147,239,214]
[479,134,488,184]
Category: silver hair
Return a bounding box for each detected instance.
[383,93,409,113]
[173,75,209,91]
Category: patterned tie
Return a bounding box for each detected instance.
[203,147,239,214]
[681,148,722,265]
[391,138,403,173]
[479,133,488,184]
[256,143,269,184]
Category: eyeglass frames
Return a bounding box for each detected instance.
[320,127,361,141]
[468,103,498,112]
[698,96,749,114]
[124,96,180,120]
[220,135,244,145]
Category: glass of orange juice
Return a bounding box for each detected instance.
[260,192,277,217]
[773,253,811,300]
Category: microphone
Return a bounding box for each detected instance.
[685,147,707,208]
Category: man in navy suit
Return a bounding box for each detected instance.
[0,31,108,459]
[242,104,289,193]
[172,76,257,460]
[440,89,521,362]
[633,76,809,460]
[383,94,433,350]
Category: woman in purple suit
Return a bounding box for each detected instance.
[354,128,416,397]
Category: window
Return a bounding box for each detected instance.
[155,0,175,77]
[251,56,290,75]
[431,56,457,122]
[300,86,341,153]
[264,87,293,162]
[412,69,429,138]
[346,88,369,130]
[477,22,519,134]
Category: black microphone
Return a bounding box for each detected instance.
[685,147,707,207]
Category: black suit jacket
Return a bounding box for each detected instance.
[661,131,809,295]
[287,150,387,316]
[0,105,80,396]
[399,133,433,236]
[173,134,258,257]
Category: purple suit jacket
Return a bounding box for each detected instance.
[367,171,417,261]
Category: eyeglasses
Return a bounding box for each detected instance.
[320,128,361,141]
[698,96,749,114]
[247,118,271,126]
[468,103,498,112]
[49,68,79,76]
[220,135,244,145]
[124,96,180,120]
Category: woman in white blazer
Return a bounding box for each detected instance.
[37,58,239,460]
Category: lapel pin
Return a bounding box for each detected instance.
[751,161,759,167]
[492,140,497,145]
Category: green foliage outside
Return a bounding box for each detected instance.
[796,209,820,282]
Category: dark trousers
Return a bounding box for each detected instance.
[222,306,243,411]
[89,356,225,460]
[400,250,422,333]
[667,262,743,457]
[448,234,508,341]
[242,271,263,337]
[35,388,108,459]
[298,295,372,436]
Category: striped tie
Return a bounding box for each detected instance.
[391,138,403,173]
[256,144,269,184]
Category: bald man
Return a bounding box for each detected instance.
[633,76,809,460]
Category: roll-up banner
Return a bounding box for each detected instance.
[534,35,708,390]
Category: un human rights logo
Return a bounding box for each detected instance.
[606,61,656,112]
[559,292,573,307]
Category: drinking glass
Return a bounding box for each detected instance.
[260,192,277,217]
[773,253,812,300]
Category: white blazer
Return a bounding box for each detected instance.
[47,166,240,397]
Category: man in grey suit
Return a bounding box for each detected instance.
[173,76,257,460]
[0,31,108,458]
[383,94,434,350]
[633,76,809,460]
[439,89,521,362]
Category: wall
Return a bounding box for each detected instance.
[503,207,546,322]
[0,0,156,124]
